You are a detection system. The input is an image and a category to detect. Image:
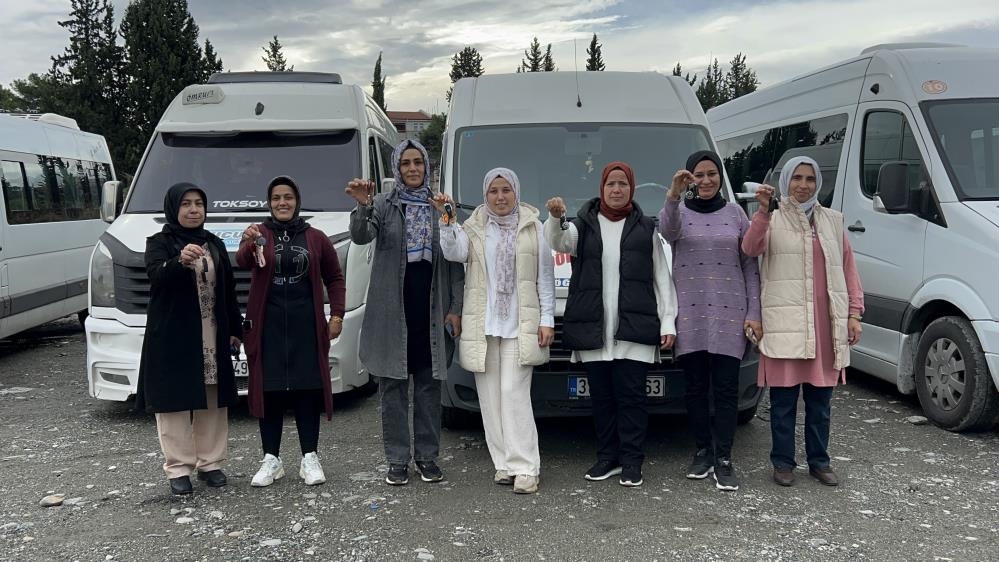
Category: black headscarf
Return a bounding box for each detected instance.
[162,182,209,245]
[263,175,309,235]
[683,150,727,214]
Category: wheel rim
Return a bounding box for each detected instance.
[923,337,966,412]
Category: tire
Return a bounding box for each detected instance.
[914,316,999,432]
[441,405,478,430]
[736,402,759,425]
[77,310,88,328]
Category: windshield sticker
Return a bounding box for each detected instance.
[209,229,244,251]
[554,251,571,288]
[212,200,268,209]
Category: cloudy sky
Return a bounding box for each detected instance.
[3,0,998,113]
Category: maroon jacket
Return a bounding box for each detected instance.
[236,224,345,419]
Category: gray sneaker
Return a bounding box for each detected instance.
[686,448,714,479]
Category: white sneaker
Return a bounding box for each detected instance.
[513,474,539,494]
[251,454,284,487]
[299,452,326,486]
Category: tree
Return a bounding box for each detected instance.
[725,52,759,101]
[695,58,728,111]
[519,37,544,72]
[201,39,224,80]
[0,84,27,112]
[542,44,556,72]
[262,35,293,71]
[586,33,605,71]
[372,51,386,111]
[6,73,71,114]
[120,0,205,172]
[419,113,447,162]
[446,46,484,102]
[672,62,696,87]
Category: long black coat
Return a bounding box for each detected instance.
[135,231,243,413]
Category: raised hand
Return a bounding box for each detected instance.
[546,197,567,219]
[179,243,206,268]
[431,192,453,214]
[755,184,776,210]
[345,178,375,206]
[241,224,262,245]
[668,169,696,201]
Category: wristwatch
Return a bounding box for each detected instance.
[849,314,862,321]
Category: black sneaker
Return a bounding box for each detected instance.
[686,448,714,479]
[169,475,193,495]
[196,469,227,488]
[415,461,445,482]
[385,464,409,486]
[584,460,622,481]
[619,465,643,487]
[713,459,740,491]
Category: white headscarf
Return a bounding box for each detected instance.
[778,156,822,219]
[482,167,521,321]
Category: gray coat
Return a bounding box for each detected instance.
[349,190,464,380]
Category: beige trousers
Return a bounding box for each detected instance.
[475,337,541,476]
[155,385,228,478]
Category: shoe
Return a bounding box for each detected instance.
[251,454,285,487]
[686,448,714,479]
[385,464,410,486]
[713,459,740,491]
[513,474,539,494]
[584,460,622,481]
[809,466,839,487]
[494,470,514,485]
[619,465,644,487]
[299,452,326,486]
[415,461,445,482]
[169,475,193,495]
[773,467,795,487]
[196,469,227,488]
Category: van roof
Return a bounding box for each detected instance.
[208,71,342,84]
[449,71,706,128]
[0,113,111,163]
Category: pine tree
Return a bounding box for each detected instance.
[419,113,447,160]
[202,39,224,80]
[446,46,484,102]
[6,73,71,114]
[585,34,605,71]
[542,44,556,72]
[372,52,386,111]
[262,35,293,71]
[120,0,205,171]
[725,52,759,100]
[672,62,696,87]
[520,37,544,72]
[695,58,728,111]
[0,84,28,112]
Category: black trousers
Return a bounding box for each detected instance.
[679,351,741,461]
[583,359,650,467]
[259,389,323,457]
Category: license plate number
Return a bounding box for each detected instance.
[233,360,248,377]
[568,375,665,398]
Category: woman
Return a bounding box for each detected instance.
[136,183,243,496]
[659,150,761,492]
[545,162,677,488]
[742,156,864,488]
[435,168,555,494]
[236,176,345,487]
[346,139,464,486]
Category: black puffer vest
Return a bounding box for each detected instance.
[562,198,660,350]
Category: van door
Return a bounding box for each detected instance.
[843,102,930,368]
[0,187,7,338]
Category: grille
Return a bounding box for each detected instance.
[114,259,252,314]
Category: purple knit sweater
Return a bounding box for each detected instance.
[658,199,761,360]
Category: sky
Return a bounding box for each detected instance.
[2,0,998,114]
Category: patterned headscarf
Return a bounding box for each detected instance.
[779,156,822,219]
[482,167,521,321]
[391,139,433,263]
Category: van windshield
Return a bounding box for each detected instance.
[125,130,361,212]
[923,99,999,200]
[453,124,713,216]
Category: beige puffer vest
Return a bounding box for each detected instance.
[759,201,851,369]
[458,203,549,373]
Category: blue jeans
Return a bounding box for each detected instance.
[769,384,833,470]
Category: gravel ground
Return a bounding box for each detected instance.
[1,317,997,561]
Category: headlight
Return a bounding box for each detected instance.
[90,241,115,308]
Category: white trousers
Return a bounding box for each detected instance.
[155,384,228,479]
[474,336,540,476]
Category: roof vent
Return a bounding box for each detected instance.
[208,71,342,85]
[1,113,80,129]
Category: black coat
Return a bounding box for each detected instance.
[135,231,243,413]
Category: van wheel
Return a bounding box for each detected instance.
[441,405,478,430]
[736,402,758,425]
[77,310,88,328]
[914,316,999,432]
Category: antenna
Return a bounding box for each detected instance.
[574,39,582,108]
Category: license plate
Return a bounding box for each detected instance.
[233,360,248,377]
[568,375,666,398]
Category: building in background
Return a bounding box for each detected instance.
[387,110,431,141]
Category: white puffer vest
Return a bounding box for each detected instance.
[458,203,549,373]
[759,201,851,370]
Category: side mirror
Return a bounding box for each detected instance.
[101,180,121,223]
[874,161,912,214]
[380,178,395,193]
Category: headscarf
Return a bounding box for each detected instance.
[263,175,309,237]
[162,182,209,246]
[778,156,822,219]
[683,150,727,214]
[598,162,636,222]
[482,167,521,321]
[391,139,433,263]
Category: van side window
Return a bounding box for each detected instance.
[861,111,928,198]
[377,138,394,181]
[368,138,381,186]
[1,160,29,214]
[0,156,105,224]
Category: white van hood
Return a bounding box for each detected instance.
[965,201,999,229]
